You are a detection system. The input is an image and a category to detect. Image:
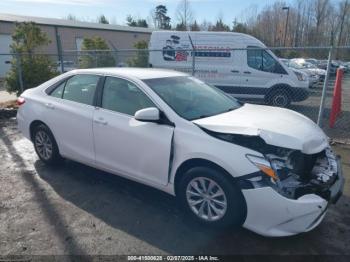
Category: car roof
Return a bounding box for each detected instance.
[67,68,188,80]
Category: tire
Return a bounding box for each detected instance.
[32,124,62,165]
[267,88,291,107]
[178,166,246,228]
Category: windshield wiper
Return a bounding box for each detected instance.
[193,107,237,120]
[192,106,240,120]
[226,107,237,112]
[196,114,212,119]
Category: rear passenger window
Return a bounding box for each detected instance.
[102,77,155,116]
[63,75,99,105]
[50,82,65,98]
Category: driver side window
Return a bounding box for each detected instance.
[102,77,155,116]
[247,47,286,74]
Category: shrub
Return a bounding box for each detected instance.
[127,40,149,67]
[79,37,115,68]
[5,22,58,96]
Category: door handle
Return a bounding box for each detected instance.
[45,103,55,109]
[243,71,251,74]
[94,118,108,125]
[231,70,239,73]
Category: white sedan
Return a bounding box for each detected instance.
[17,68,344,237]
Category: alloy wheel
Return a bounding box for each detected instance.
[34,130,53,160]
[186,177,227,222]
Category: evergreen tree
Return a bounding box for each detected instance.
[98,15,109,24]
[79,36,115,68]
[126,15,148,28]
[154,5,171,29]
[190,20,200,31]
[5,22,58,96]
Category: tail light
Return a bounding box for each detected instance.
[16,97,25,106]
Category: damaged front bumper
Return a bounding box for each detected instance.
[239,150,344,237]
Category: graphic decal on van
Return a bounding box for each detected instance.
[162,35,189,61]
[162,35,232,61]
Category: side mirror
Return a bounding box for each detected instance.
[134,107,160,122]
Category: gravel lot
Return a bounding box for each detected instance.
[293,73,350,143]
[0,117,349,257]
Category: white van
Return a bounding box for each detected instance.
[149,31,310,107]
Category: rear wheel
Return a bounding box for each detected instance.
[267,88,291,107]
[178,166,246,228]
[33,124,61,165]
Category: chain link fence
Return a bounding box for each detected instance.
[1,46,349,143]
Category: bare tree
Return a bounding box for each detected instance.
[312,0,331,44]
[293,0,304,46]
[200,20,212,31]
[314,0,329,29]
[223,0,349,58]
[343,3,350,46]
[176,0,193,30]
[337,0,350,47]
[66,14,78,21]
[110,0,349,59]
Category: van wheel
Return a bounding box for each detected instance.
[178,166,246,228]
[33,124,62,165]
[267,89,291,107]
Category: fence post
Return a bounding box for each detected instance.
[317,47,333,127]
[56,33,64,73]
[192,48,196,76]
[114,50,119,67]
[188,36,196,76]
[145,49,149,68]
[16,52,24,94]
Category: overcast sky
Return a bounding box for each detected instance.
[0,0,299,26]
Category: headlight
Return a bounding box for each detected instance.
[294,71,307,81]
[246,154,278,180]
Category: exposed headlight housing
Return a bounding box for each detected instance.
[246,154,278,180]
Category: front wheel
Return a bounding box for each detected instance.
[267,89,291,107]
[178,167,246,228]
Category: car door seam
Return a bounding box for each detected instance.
[167,129,175,184]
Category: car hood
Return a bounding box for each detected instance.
[193,104,329,154]
[316,68,327,75]
[298,68,313,76]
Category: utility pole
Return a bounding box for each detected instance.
[283,6,290,47]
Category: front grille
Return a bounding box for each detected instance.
[289,151,320,180]
[274,148,339,200]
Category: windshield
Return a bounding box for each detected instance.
[144,76,241,120]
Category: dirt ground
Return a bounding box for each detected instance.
[0,79,16,104]
[0,117,350,257]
